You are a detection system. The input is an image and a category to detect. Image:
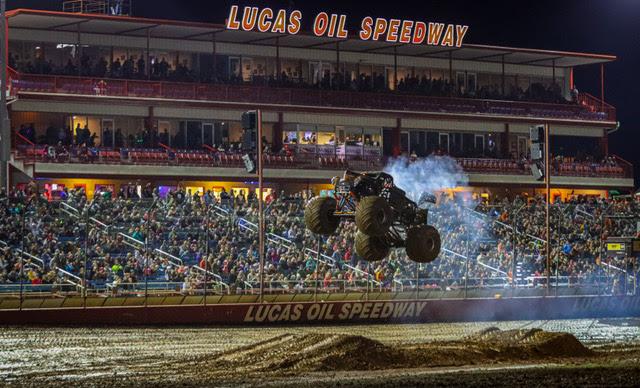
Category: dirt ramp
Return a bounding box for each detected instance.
[212,333,399,373]
[205,329,593,377]
[464,327,593,358]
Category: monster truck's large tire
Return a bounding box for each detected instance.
[304,197,340,235]
[355,231,390,262]
[405,225,441,263]
[355,196,393,237]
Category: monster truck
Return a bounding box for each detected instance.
[304,170,441,263]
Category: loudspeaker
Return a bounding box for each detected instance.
[529,125,544,143]
[531,142,543,161]
[242,154,256,174]
[530,162,544,181]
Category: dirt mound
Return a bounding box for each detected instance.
[211,333,400,373]
[464,328,593,358]
[202,329,593,377]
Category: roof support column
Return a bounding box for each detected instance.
[109,46,114,77]
[77,23,82,76]
[392,117,401,157]
[502,123,510,158]
[394,46,398,91]
[448,51,453,96]
[276,37,281,82]
[501,54,505,96]
[0,0,9,191]
[336,41,340,87]
[600,63,605,111]
[569,68,574,90]
[273,112,283,152]
[552,59,556,85]
[212,32,217,82]
[600,132,609,157]
[146,27,151,80]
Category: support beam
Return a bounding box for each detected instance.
[146,27,151,80]
[601,132,609,156]
[116,24,159,35]
[276,37,281,81]
[467,52,510,61]
[394,46,398,90]
[502,123,510,158]
[544,123,551,296]
[501,55,506,96]
[50,19,89,30]
[517,56,563,65]
[243,35,279,45]
[569,68,574,90]
[274,112,283,152]
[212,33,217,82]
[301,39,345,49]
[336,41,340,81]
[416,47,461,58]
[360,42,406,53]
[600,63,605,111]
[181,28,224,40]
[392,118,401,157]
[0,0,9,190]
[448,51,453,95]
[77,23,82,76]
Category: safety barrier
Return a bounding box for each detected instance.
[9,70,616,122]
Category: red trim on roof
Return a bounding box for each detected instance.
[465,44,616,62]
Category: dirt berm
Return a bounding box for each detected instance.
[200,328,593,377]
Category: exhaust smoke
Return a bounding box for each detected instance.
[383,156,468,201]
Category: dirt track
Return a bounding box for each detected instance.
[1,318,640,387]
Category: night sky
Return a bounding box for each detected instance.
[7,0,640,184]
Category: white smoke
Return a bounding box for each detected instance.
[383,156,468,201]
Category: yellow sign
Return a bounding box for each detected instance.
[607,243,625,251]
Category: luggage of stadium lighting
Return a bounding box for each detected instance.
[0,1,639,319]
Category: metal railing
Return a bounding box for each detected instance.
[190,265,230,294]
[9,70,616,122]
[14,249,45,270]
[57,268,85,290]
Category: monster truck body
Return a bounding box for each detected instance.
[305,170,441,263]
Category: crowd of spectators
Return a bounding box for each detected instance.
[1,183,637,296]
[10,51,569,105]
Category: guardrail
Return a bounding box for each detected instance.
[152,248,184,266]
[239,279,380,294]
[190,265,230,294]
[0,283,78,294]
[9,70,616,122]
[57,268,85,290]
[602,261,636,280]
[14,248,45,270]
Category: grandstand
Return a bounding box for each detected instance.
[0,184,637,300]
[0,6,637,319]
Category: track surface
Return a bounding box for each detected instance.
[2,318,640,386]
